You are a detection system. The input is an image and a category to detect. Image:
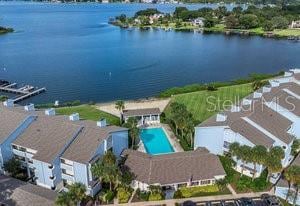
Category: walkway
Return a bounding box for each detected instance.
[112,191,272,206]
[161,124,184,152]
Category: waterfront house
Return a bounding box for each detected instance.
[194,69,300,179]
[290,20,300,29]
[0,104,36,173]
[123,108,161,126]
[60,119,128,196]
[122,148,225,191]
[192,17,205,27]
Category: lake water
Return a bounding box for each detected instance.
[0,2,299,104]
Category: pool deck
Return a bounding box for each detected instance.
[161,124,184,152]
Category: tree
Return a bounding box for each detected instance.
[239,14,259,29]
[115,100,125,124]
[204,18,215,28]
[68,183,87,205]
[116,14,127,23]
[3,157,22,178]
[55,183,86,206]
[271,16,289,29]
[270,146,285,160]
[91,152,121,191]
[126,117,140,149]
[265,156,282,181]
[291,139,300,156]
[229,142,241,170]
[225,15,239,29]
[252,80,267,91]
[55,191,73,206]
[232,6,243,17]
[284,166,298,201]
[239,145,252,176]
[251,145,267,180]
[263,20,274,31]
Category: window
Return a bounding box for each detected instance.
[12,145,18,150]
[178,183,187,188]
[190,181,199,186]
[200,180,211,185]
[62,169,74,176]
[61,158,73,166]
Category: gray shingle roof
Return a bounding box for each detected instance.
[122,148,225,185]
[13,115,82,164]
[123,108,161,117]
[62,121,128,164]
[0,105,31,144]
[0,175,57,206]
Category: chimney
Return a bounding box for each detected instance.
[45,108,56,116]
[230,105,241,112]
[262,86,271,93]
[216,113,227,122]
[3,99,14,107]
[69,113,79,121]
[253,92,262,98]
[242,98,252,106]
[24,103,35,112]
[97,118,107,127]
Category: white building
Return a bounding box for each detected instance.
[194,69,300,179]
[123,108,161,126]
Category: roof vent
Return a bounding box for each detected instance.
[69,113,79,121]
[216,113,227,122]
[45,108,56,116]
[97,119,107,127]
[24,103,35,112]
[3,99,14,107]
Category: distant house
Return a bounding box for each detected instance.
[122,148,226,191]
[290,20,300,29]
[275,155,300,205]
[192,17,205,27]
[123,108,161,125]
[149,14,165,24]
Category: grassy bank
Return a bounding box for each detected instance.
[164,83,253,124]
[56,105,120,126]
[204,24,300,38]
[174,184,230,198]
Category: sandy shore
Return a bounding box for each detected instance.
[96,98,170,117]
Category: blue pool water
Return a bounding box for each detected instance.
[140,127,174,155]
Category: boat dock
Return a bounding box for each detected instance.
[0,80,46,103]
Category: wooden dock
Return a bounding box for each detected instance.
[0,80,46,103]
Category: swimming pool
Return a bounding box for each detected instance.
[140,127,175,155]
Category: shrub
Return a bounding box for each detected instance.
[173,190,183,199]
[136,189,150,201]
[117,187,132,203]
[148,192,164,201]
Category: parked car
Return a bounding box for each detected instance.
[238,198,255,206]
[182,201,197,206]
[261,194,281,206]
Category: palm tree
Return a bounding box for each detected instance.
[285,166,297,201]
[55,192,73,206]
[127,117,140,148]
[239,145,252,176]
[291,166,300,206]
[251,145,267,180]
[68,182,87,205]
[229,142,241,170]
[265,156,282,182]
[115,100,125,124]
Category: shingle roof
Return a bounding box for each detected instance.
[122,148,225,185]
[62,122,128,164]
[13,115,82,164]
[0,105,31,144]
[0,175,57,206]
[123,108,161,117]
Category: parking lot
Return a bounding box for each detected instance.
[181,195,282,206]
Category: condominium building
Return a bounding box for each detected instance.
[194,69,300,179]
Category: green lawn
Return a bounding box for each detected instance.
[165,83,253,124]
[273,29,300,37]
[175,184,230,198]
[56,105,120,126]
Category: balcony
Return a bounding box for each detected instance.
[62,173,74,182]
